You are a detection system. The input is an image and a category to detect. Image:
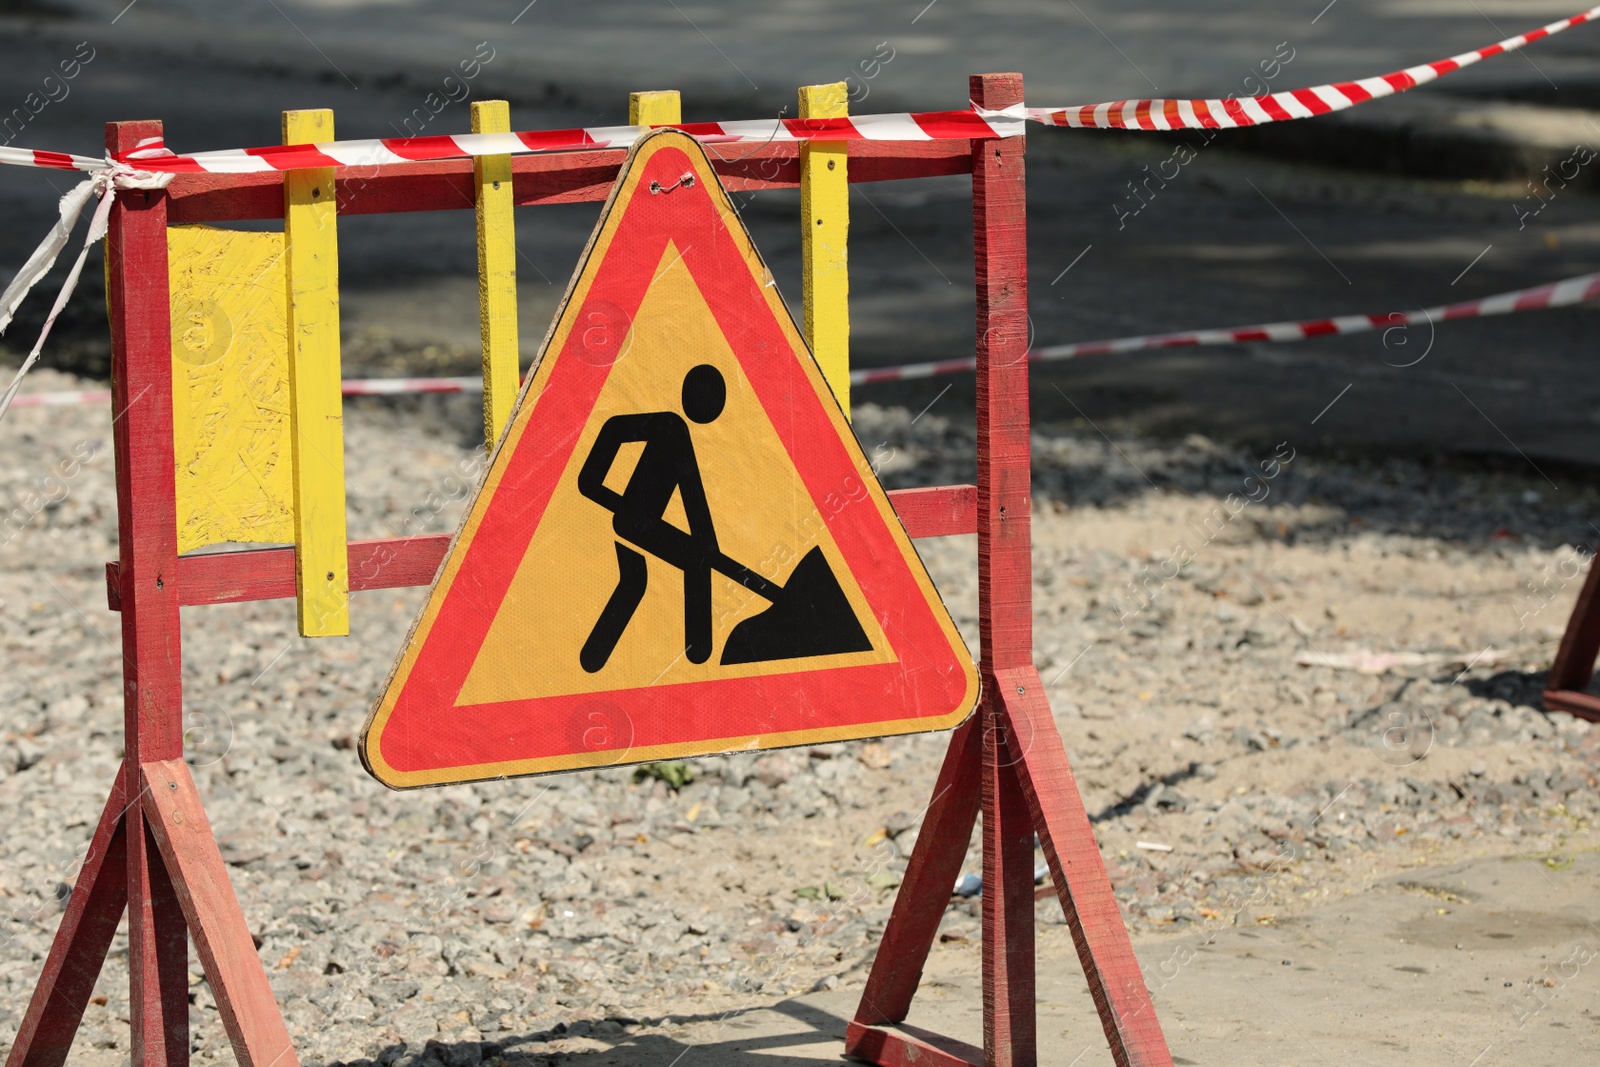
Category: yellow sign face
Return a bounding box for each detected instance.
[362,130,979,789]
[457,240,896,705]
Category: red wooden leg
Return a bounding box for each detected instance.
[128,810,189,1067]
[846,1023,985,1067]
[6,775,131,1067]
[997,667,1173,1067]
[850,716,983,1037]
[142,760,299,1067]
[983,692,1037,1067]
[1545,555,1600,718]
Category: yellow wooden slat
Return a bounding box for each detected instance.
[799,82,851,419]
[282,108,348,637]
[629,90,681,126]
[472,99,521,452]
[169,225,294,554]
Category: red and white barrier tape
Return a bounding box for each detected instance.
[1,5,1594,176]
[1032,5,1600,131]
[8,270,1598,410]
[852,270,1600,384]
[5,387,109,409]
[17,111,1026,176]
[338,375,483,397]
[0,8,1595,422]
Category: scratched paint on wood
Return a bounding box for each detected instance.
[799,81,851,418]
[283,108,349,637]
[473,100,520,451]
[168,225,294,554]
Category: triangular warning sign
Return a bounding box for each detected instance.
[361,130,980,788]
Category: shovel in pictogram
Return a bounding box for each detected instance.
[712,546,873,665]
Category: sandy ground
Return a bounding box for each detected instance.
[0,371,1597,1064]
[640,846,1600,1066]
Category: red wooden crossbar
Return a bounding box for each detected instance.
[104,535,454,611]
[102,486,977,610]
[8,80,1174,1067]
[167,139,975,224]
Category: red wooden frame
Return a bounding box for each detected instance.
[843,75,1171,1067]
[1545,559,1600,720]
[6,75,1173,1067]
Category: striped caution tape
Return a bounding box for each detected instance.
[1,6,1596,175]
[1031,5,1600,131]
[853,269,1600,384]
[6,110,1026,176]
[8,270,1598,410]
[5,387,109,409]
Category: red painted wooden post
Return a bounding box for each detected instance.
[1544,559,1600,720]
[970,72,1037,1067]
[106,119,191,1067]
[5,773,130,1067]
[970,72,1032,678]
[849,74,1176,1067]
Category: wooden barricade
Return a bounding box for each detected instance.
[7,72,1173,1067]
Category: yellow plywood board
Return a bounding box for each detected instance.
[169,225,294,553]
[283,108,349,637]
[800,82,850,418]
[361,130,977,789]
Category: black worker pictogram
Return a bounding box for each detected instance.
[576,363,873,672]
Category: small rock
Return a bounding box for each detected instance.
[13,737,45,772]
[857,742,893,770]
[883,811,919,840]
[751,751,801,787]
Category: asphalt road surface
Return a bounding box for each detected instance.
[1,0,1597,470]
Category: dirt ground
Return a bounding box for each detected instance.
[1,371,1598,1065]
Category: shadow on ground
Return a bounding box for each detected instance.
[339,999,857,1067]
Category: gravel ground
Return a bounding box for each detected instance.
[1,369,1599,1066]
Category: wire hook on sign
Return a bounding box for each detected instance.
[649,172,696,195]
